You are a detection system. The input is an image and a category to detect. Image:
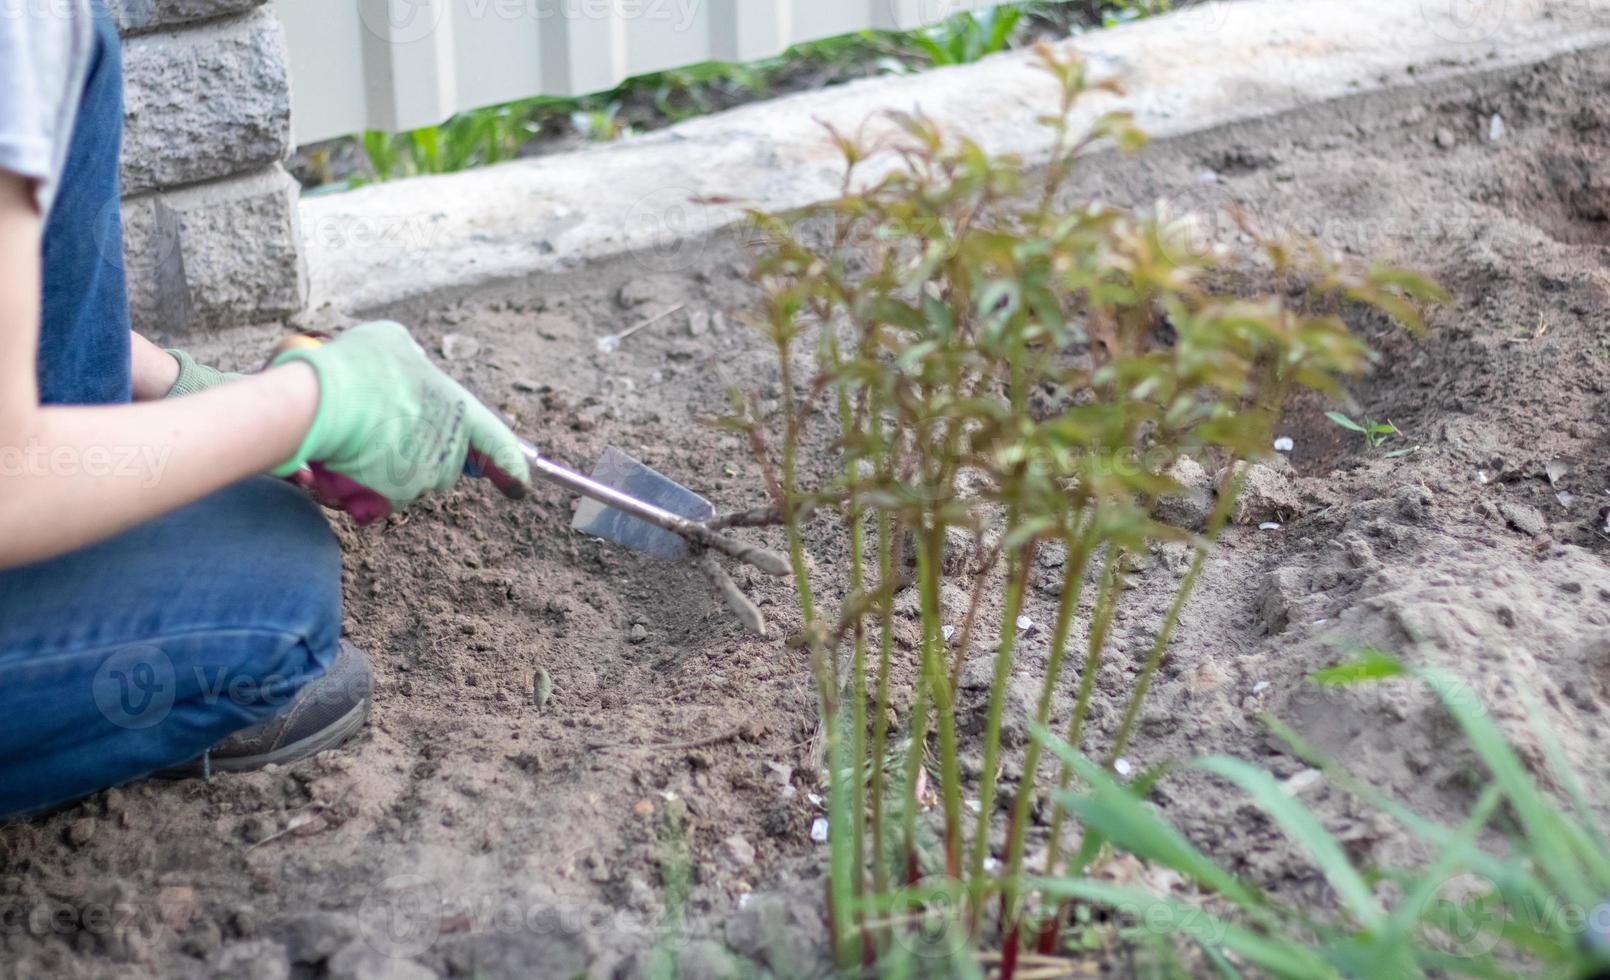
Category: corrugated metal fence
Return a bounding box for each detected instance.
[273,0,990,145]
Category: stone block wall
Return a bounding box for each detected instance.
[106,0,306,334]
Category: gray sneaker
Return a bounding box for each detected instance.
[158,641,373,778]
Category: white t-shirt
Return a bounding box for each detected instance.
[0,0,94,220]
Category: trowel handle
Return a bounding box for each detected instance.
[518,442,791,577]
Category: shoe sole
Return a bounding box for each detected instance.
[153,696,371,779]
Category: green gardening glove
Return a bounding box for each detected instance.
[165,349,243,397]
[270,321,530,524]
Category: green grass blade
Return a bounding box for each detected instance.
[1324,411,1366,433]
[1196,756,1382,929]
[1311,650,1405,686]
[1028,878,1337,979]
[1515,682,1610,880]
[1374,784,1501,974]
[1417,667,1597,909]
[1033,726,1266,914]
[1262,716,1557,913]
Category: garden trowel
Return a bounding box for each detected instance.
[521,441,789,577]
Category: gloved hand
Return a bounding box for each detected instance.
[271,321,529,526]
[165,349,243,397]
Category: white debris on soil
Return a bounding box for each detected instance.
[1260,521,1283,531]
[765,761,796,800]
[1252,681,1271,694]
[1273,436,1295,452]
[1113,758,1134,777]
[1488,113,1506,142]
[942,625,956,641]
[1015,615,1034,632]
[809,818,829,843]
[1280,769,1323,796]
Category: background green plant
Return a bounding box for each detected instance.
[1325,410,1401,450]
[723,42,1443,977]
[343,1,1197,187]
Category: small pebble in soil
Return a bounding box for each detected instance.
[1113,758,1134,777]
[809,817,829,843]
[66,817,96,848]
[1272,436,1295,452]
[1435,126,1456,149]
[720,835,756,868]
[629,624,649,644]
[1015,615,1033,632]
[441,333,480,361]
[632,799,655,820]
[1281,769,1323,796]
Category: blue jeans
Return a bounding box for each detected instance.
[0,3,341,819]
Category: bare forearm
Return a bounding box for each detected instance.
[130,331,180,401]
[0,362,319,570]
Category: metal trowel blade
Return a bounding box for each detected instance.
[569,447,714,561]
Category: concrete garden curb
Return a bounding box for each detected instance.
[302,0,1610,316]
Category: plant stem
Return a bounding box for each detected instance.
[966,530,1035,925]
[919,519,965,880]
[1000,525,1094,927]
[867,394,900,909]
[869,507,897,899]
[837,362,870,915]
[777,332,814,626]
[1042,545,1121,876]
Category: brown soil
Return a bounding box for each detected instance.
[7,44,1610,980]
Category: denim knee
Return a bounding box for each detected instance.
[0,479,345,817]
